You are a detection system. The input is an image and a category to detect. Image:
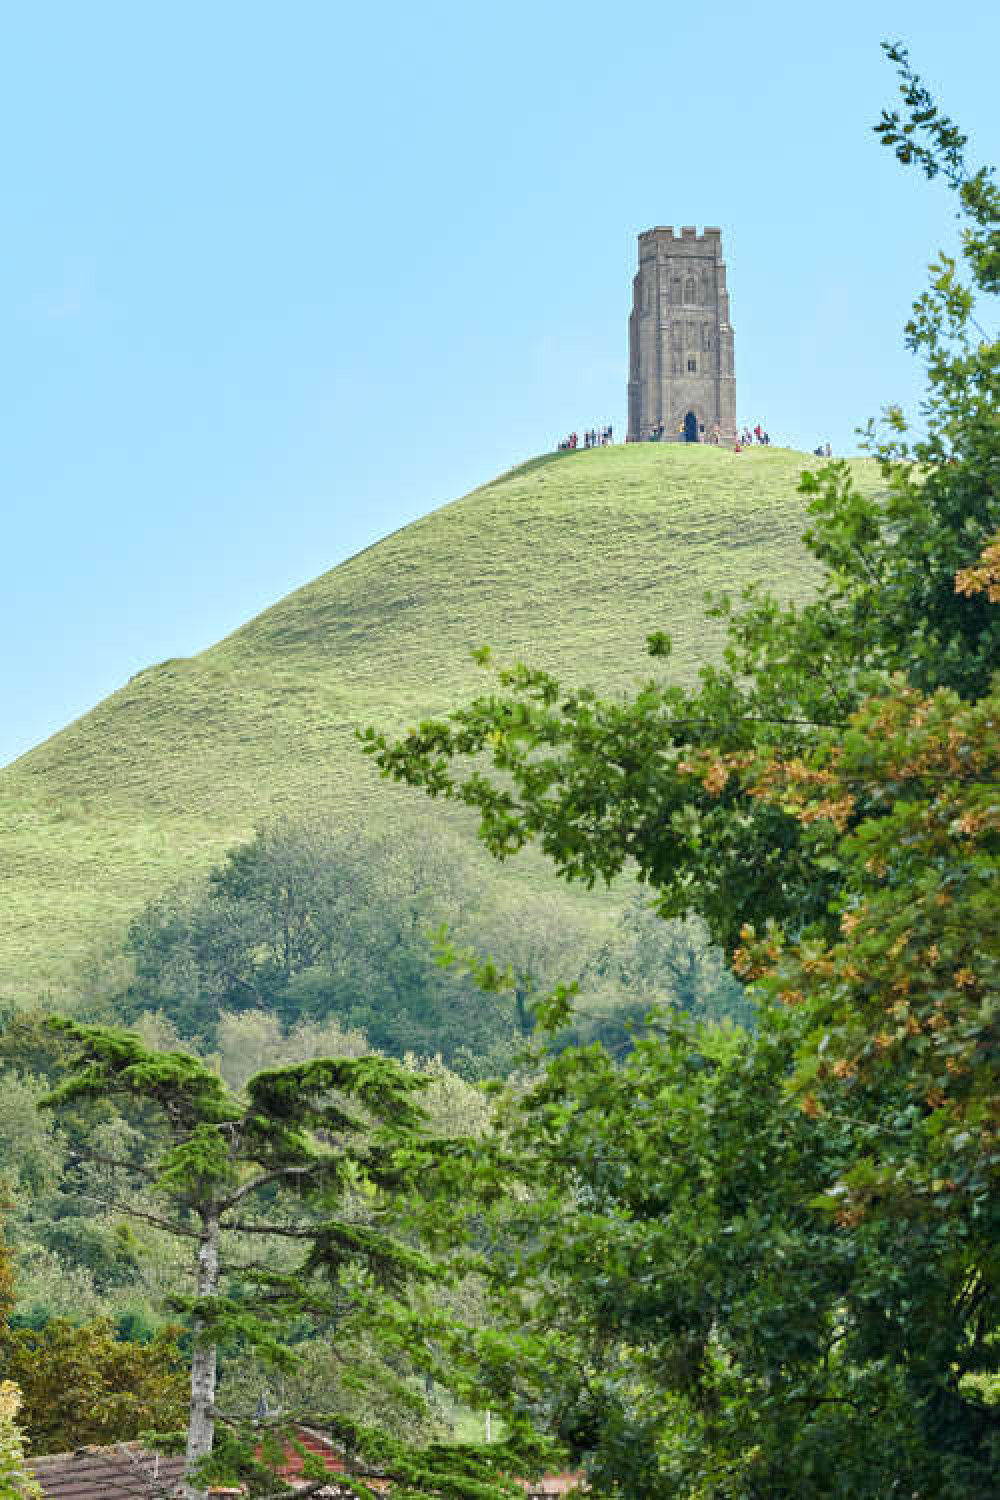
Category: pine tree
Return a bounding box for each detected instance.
[43,1019,552,1499]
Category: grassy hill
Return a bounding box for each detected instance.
[0,443,878,1005]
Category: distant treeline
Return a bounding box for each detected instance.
[111,815,750,1073]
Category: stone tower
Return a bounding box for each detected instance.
[627,226,736,445]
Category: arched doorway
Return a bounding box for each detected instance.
[684,411,699,443]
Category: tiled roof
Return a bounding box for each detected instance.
[264,1426,389,1494]
[523,1473,582,1498]
[27,1444,186,1500]
[271,1425,346,1482]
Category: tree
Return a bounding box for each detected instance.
[579,896,750,1033]
[0,1383,41,1500]
[478,666,999,1497]
[121,819,523,1074]
[41,1019,552,1499]
[471,892,748,1046]
[2,1319,187,1455]
[477,994,997,1497]
[437,676,999,1495]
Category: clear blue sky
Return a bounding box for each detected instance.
[2,0,997,766]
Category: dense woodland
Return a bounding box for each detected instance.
[1,45,998,1500]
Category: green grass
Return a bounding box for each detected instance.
[0,444,879,1004]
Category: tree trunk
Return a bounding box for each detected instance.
[183,1207,220,1499]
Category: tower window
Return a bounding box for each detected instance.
[687,357,697,372]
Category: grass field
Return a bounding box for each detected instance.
[0,443,879,1005]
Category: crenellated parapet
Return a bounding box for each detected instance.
[638,226,724,259]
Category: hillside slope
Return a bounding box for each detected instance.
[0,444,876,1002]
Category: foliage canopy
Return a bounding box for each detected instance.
[41,1019,555,1497]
